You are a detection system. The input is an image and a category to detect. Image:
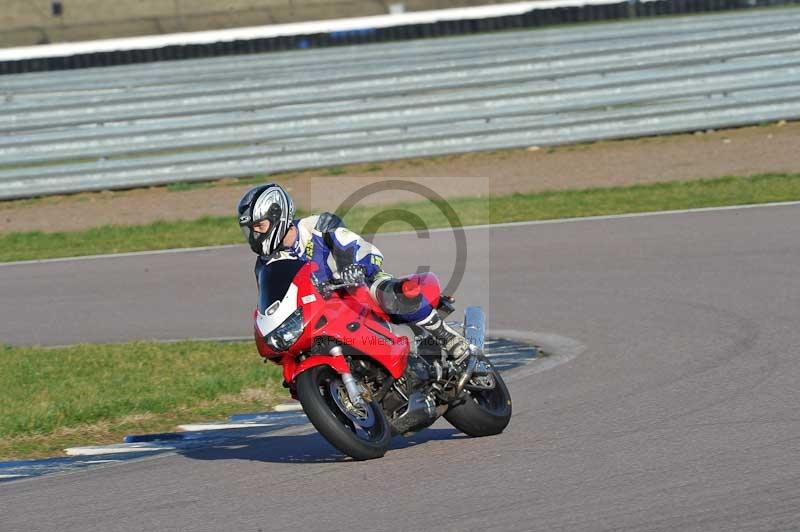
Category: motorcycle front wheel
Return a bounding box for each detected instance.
[296,365,391,460]
[444,358,512,437]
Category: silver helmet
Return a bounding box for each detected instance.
[237,184,295,256]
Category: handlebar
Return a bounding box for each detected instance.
[314,277,365,296]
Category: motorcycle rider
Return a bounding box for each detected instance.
[237,183,472,364]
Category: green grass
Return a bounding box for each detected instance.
[2,173,800,263]
[0,341,285,459]
[325,166,347,176]
[165,181,217,192]
[0,216,243,262]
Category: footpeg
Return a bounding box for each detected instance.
[472,358,492,377]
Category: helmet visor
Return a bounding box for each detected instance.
[240,224,251,241]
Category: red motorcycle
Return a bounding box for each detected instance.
[253,260,512,460]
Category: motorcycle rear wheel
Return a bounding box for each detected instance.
[296,365,391,460]
[444,358,512,437]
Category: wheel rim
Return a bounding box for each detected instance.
[316,369,386,443]
[467,371,510,416]
[328,379,376,429]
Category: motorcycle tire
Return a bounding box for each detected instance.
[296,365,392,460]
[444,358,512,437]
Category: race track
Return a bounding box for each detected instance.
[2,204,799,531]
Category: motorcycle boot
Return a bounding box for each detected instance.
[416,310,472,365]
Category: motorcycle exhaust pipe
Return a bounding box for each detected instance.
[391,391,437,435]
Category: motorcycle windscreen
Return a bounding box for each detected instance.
[256,257,305,313]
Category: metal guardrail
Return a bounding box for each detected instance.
[1,8,800,199]
[2,8,794,94]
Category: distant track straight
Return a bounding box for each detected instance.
[3,199,800,268]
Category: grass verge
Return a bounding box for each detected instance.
[2,173,800,262]
[0,341,285,460]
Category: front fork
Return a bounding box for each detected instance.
[330,345,367,408]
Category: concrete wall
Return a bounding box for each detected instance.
[0,0,519,47]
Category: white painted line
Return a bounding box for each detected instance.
[178,423,275,431]
[0,244,241,268]
[4,200,800,267]
[64,443,177,456]
[42,335,252,349]
[273,402,304,412]
[377,200,800,236]
[228,413,278,422]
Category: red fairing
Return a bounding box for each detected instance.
[251,262,411,393]
[281,355,351,388]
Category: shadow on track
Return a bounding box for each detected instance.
[181,427,467,464]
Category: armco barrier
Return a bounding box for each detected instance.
[2,9,800,199]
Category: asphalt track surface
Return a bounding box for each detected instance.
[2,204,800,531]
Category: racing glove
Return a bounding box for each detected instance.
[337,263,367,285]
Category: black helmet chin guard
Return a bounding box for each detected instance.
[237,184,295,256]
